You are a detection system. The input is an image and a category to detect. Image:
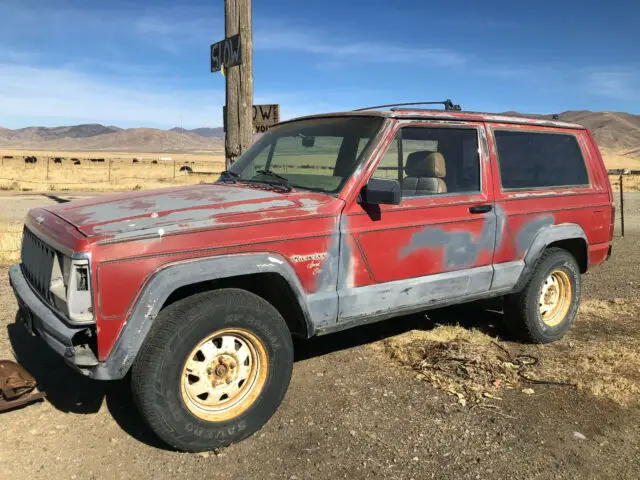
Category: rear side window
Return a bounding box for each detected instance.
[494,130,589,190]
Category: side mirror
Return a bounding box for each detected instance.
[301,135,316,148]
[360,178,401,205]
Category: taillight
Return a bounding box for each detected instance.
[609,205,616,241]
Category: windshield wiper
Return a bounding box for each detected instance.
[219,170,239,183]
[247,169,292,192]
[255,169,289,182]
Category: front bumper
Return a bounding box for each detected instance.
[8,264,104,378]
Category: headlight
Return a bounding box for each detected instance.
[67,260,93,323]
[49,254,94,324]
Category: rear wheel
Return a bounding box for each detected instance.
[503,247,581,343]
[131,288,293,452]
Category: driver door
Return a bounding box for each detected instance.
[337,121,496,321]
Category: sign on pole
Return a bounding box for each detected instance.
[210,34,241,72]
[252,104,280,133]
[223,104,280,133]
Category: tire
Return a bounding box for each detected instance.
[131,288,293,452]
[503,247,581,344]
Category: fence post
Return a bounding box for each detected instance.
[619,174,625,238]
[46,157,50,180]
[108,159,112,182]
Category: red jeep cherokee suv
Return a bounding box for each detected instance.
[9,103,614,451]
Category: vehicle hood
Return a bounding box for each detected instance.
[43,183,336,241]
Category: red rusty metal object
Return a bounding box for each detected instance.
[0,360,46,412]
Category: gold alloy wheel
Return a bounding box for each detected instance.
[180,328,268,422]
[538,269,572,327]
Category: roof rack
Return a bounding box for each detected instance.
[352,99,461,112]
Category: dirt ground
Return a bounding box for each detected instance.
[1,194,639,479]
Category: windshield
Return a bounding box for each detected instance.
[222,116,384,194]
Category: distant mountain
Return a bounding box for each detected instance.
[1,110,639,157]
[0,124,223,152]
[1,124,122,141]
[170,127,224,138]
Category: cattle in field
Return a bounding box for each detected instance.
[132,158,140,163]
[24,156,37,164]
[180,165,193,173]
[73,159,81,165]
[53,157,62,164]
[90,158,105,162]
[151,160,158,164]
[2,155,14,159]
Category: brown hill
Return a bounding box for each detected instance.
[1,110,640,158]
[0,124,223,153]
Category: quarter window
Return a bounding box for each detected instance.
[494,130,589,189]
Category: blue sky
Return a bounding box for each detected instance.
[0,0,638,129]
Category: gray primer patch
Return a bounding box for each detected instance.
[314,217,341,293]
[490,260,525,290]
[94,199,294,238]
[338,265,494,320]
[71,185,280,224]
[337,216,353,291]
[400,214,497,269]
[493,203,508,253]
[307,215,351,327]
[517,215,554,255]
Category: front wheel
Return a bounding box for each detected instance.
[503,247,581,343]
[131,288,293,452]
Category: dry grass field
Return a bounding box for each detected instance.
[0,150,225,192]
[1,148,639,192]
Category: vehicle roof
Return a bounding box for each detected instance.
[284,108,586,130]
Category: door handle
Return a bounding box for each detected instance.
[469,204,493,214]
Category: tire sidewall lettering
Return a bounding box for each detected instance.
[182,420,248,439]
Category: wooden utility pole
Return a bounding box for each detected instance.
[224,0,253,170]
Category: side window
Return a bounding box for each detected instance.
[494,130,590,189]
[372,126,481,197]
[372,137,400,180]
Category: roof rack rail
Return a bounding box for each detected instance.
[352,99,461,112]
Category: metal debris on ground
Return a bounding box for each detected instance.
[384,326,576,407]
[0,360,46,412]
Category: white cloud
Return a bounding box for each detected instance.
[583,68,640,101]
[0,63,225,128]
[130,12,465,66]
[253,27,465,66]
[0,63,352,128]
[133,11,219,54]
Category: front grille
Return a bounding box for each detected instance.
[21,227,56,303]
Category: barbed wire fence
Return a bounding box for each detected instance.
[0,155,224,190]
[0,160,638,265]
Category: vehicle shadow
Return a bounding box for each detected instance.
[294,300,509,362]
[6,313,166,450]
[6,300,509,450]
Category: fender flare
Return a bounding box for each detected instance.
[93,253,315,380]
[513,223,588,292]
